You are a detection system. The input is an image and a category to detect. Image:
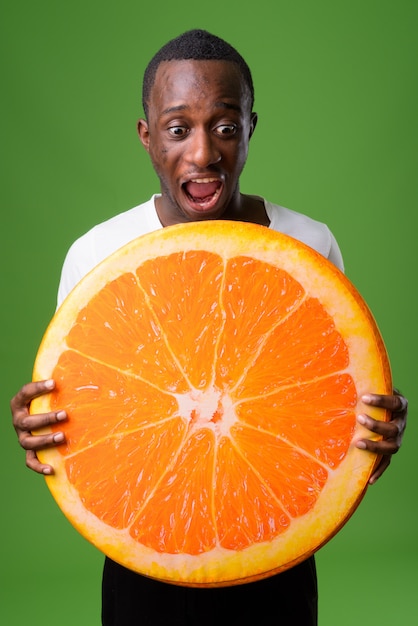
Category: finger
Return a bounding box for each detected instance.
[15,409,67,433]
[19,428,65,452]
[357,413,400,438]
[368,455,391,485]
[25,449,55,475]
[10,379,55,413]
[356,436,400,456]
[361,393,408,414]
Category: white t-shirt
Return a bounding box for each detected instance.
[57,195,344,307]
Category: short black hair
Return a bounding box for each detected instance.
[142,29,254,117]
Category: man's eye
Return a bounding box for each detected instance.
[215,124,237,136]
[168,126,188,137]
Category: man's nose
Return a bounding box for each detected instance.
[186,129,221,168]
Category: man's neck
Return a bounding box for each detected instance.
[155,193,270,228]
[225,194,270,226]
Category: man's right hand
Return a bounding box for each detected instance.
[11,380,67,475]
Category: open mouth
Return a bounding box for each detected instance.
[183,178,223,210]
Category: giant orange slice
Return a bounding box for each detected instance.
[32,221,391,586]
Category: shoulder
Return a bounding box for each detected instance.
[57,196,161,306]
[78,195,162,260]
[265,200,344,272]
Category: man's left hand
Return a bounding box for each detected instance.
[355,390,408,484]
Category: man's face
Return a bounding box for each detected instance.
[138,59,257,226]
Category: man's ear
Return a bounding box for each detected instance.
[249,112,258,139]
[137,118,150,152]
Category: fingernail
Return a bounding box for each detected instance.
[357,414,367,425]
[56,411,66,421]
[356,440,367,449]
[45,379,55,389]
[53,432,65,443]
[42,467,53,475]
[361,394,372,403]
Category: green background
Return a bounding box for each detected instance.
[1,0,417,623]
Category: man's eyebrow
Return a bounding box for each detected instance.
[214,101,242,112]
[162,104,189,115]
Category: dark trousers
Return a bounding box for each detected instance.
[102,556,318,625]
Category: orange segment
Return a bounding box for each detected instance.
[50,352,180,454]
[131,429,217,554]
[215,436,291,550]
[66,272,190,393]
[231,297,349,399]
[236,374,357,468]
[136,251,225,390]
[215,257,305,389]
[65,417,187,529]
[230,424,329,519]
[31,221,391,586]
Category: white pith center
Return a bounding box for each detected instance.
[175,387,237,437]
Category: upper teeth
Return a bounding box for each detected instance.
[190,178,218,183]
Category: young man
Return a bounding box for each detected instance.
[11,30,407,625]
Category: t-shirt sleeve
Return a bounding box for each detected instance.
[56,235,97,308]
[326,229,344,273]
